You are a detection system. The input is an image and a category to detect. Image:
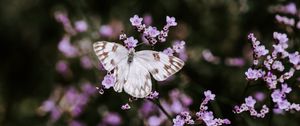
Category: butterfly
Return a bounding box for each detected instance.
[93,41,184,98]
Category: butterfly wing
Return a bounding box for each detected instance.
[135,50,184,81]
[122,58,152,98]
[112,59,129,92]
[93,41,128,72]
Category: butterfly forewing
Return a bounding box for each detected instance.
[135,50,184,81]
[93,41,128,72]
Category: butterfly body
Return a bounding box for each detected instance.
[94,41,184,98]
[127,49,135,64]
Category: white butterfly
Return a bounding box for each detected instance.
[93,41,184,98]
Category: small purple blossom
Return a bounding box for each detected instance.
[130,15,143,26]
[58,35,78,57]
[172,41,185,53]
[166,16,177,26]
[102,74,116,89]
[56,60,69,75]
[80,56,93,69]
[163,47,174,56]
[204,90,215,101]
[245,68,264,80]
[146,91,159,99]
[99,25,113,37]
[144,26,160,38]
[74,20,88,32]
[173,115,185,126]
[245,96,256,108]
[289,51,300,65]
[103,112,122,126]
[124,36,138,49]
[121,103,131,110]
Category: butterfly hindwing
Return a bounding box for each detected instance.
[123,59,152,98]
[93,41,128,72]
[135,50,184,81]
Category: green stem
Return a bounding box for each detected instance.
[148,99,173,122]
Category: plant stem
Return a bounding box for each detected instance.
[241,81,251,101]
[149,99,173,122]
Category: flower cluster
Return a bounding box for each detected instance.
[173,90,231,126]
[163,40,188,61]
[98,112,122,126]
[38,83,96,122]
[201,49,245,67]
[129,15,177,46]
[233,96,269,118]
[269,2,300,29]
[138,89,192,126]
[271,84,300,111]
[236,32,300,117]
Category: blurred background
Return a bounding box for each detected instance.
[1,0,300,126]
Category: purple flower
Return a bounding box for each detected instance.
[74,20,88,32]
[271,90,283,102]
[56,60,69,75]
[254,45,269,57]
[275,15,295,26]
[172,41,185,53]
[130,15,143,26]
[225,58,245,67]
[144,26,160,38]
[80,56,93,69]
[148,116,163,126]
[254,92,266,102]
[166,16,177,26]
[40,100,55,112]
[278,100,290,110]
[245,68,264,80]
[58,35,78,57]
[103,112,122,126]
[50,107,62,122]
[143,14,153,25]
[102,74,116,89]
[69,120,85,126]
[272,60,284,71]
[81,82,96,95]
[281,84,292,93]
[171,100,184,114]
[121,103,131,110]
[204,90,215,101]
[173,115,185,126]
[273,32,288,47]
[146,91,159,99]
[245,96,256,108]
[99,25,113,37]
[284,3,297,15]
[163,47,174,56]
[297,21,300,29]
[289,51,300,65]
[124,36,138,48]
